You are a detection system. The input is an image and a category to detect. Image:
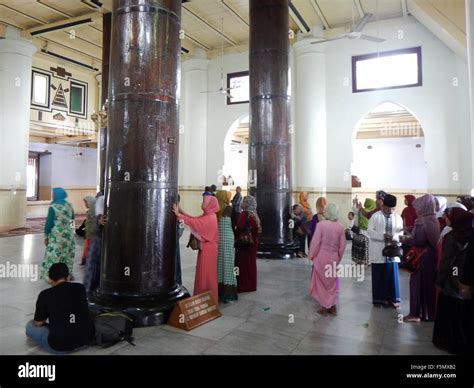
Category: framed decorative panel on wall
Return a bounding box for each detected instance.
[69,79,88,118]
[31,69,51,110]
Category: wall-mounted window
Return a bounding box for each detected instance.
[69,80,87,118]
[227,71,249,105]
[31,70,51,109]
[352,47,422,93]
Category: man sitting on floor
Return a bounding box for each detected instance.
[26,263,94,354]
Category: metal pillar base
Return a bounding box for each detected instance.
[257,241,299,260]
[89,284,189,327]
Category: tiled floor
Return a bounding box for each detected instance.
[0,233,447,355]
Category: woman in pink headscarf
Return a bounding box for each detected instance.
[172,195,220,300]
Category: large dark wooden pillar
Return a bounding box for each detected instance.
[90,0,188,326]
[99,12,111,193]
[249,0,297,259]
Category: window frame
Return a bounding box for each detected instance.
[69,79,88,118]
[31,69,51,110]
[352,46,423,93]
[227,70,250,105]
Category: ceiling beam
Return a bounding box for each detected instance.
[407,0,466,61]
[0,3,48,24]
[183,5,238,46]
[310,0,331,30]
[35,0,73,18]
[36,36,102,62]
[354,0,365,18]
[22,12,101,38]
[289,2,310,33]
[47,135,96,144]
[220,0,249,27]
[61,30,102,49]
[183,34,210,51]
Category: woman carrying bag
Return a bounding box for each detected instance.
[235,196,261,293]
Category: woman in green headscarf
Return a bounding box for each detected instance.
[215,190,238,302]
[41,188,76,281]
[358,198,376,231]
[351,198,376,266]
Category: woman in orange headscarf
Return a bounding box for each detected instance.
[173,195,220,300]
[309,197,328,244]
[299,192,313,220]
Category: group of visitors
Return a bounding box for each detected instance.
[31,185,473,355]
[40,187,105,296]
[30,186,103,354]
[172,186,261,303]
[350,190,474,354]
[300,188,473,355]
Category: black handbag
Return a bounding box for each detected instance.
[382,243,403,260]
[187,233,201,251]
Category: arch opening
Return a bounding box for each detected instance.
[223,114,249,188]
[351,102,427,191]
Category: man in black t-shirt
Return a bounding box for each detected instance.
[26,263,94,353]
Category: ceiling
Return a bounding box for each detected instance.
[0,0,436,69]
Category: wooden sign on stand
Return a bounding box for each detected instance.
[167,291,221,331]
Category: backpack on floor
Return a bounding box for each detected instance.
[94,312,136,348]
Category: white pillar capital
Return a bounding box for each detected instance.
[0,27,36,57]
[293,37,326,56]
[182,56,209,72]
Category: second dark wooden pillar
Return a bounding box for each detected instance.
[249,0,297,259]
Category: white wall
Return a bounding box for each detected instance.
[224,143,249,187]
[194,16,470,195]
[205,52,249,186]
[29,142,97,187]
[353,137,428,189]
[324,16,470,193]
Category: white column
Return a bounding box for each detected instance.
[466,0,474,196]
[179,48,209,189]
[293,36,327,192]
[0,28,36,231]
[94,73,102,191]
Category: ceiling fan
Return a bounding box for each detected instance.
[311,13,386,45]
[201,19,234,98]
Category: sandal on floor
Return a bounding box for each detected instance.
[317,308,329,317]
[328,306,337,316]
[403,315,421,322]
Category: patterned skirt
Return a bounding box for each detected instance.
[351,233,369,265]
[218,218,238,303]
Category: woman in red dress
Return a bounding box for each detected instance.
[235,195,261,293]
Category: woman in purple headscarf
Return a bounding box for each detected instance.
[403,194,440,322]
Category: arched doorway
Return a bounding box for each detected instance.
[223,115,249,188]
[351,102,427,190]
